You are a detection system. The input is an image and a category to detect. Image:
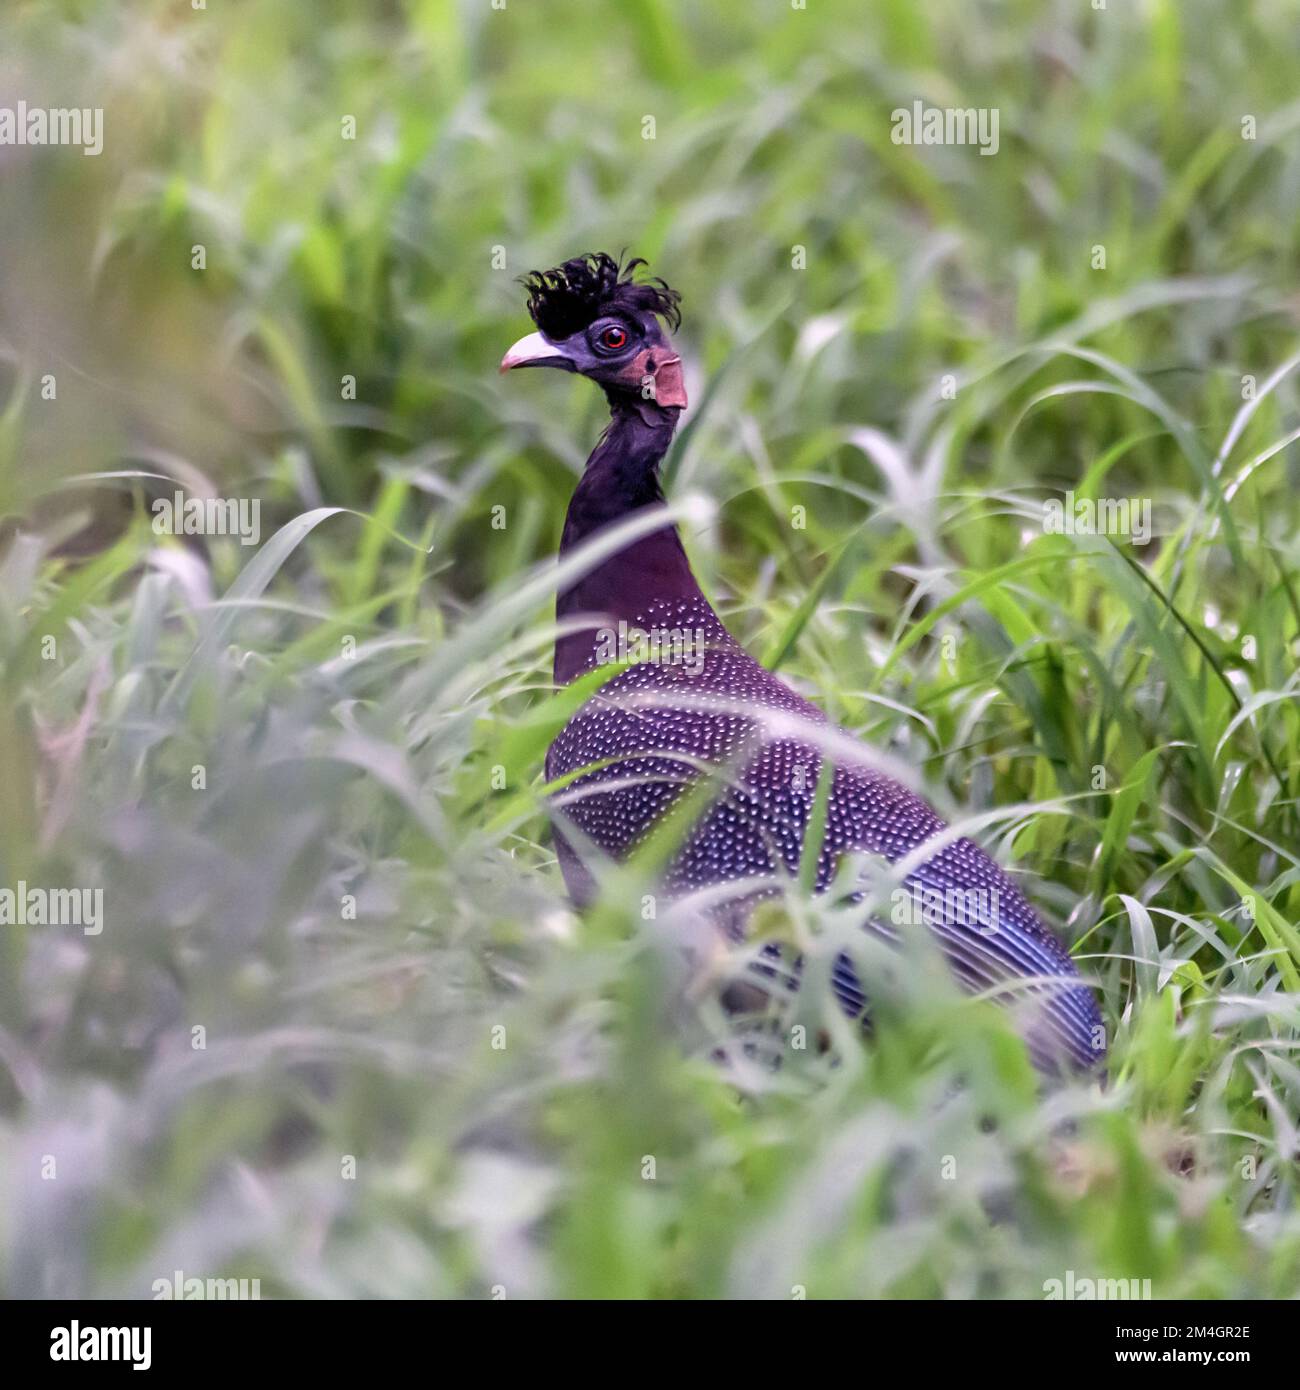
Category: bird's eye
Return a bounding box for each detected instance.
[598,324,628,351]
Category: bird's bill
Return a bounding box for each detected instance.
[499,332,575,373]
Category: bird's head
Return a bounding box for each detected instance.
[500,252,687,410]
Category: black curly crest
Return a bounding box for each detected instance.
[521,252,682,340]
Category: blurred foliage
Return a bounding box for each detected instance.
[1,0,1299,1298]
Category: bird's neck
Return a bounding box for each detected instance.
[554,397,707,684]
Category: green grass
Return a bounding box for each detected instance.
[1,0,1299,1298]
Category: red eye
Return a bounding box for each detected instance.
[599,325,628,350]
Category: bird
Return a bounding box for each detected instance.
[500,251,1104,1074]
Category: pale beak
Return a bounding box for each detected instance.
[499,331,574,374]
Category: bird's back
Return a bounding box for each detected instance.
[545,592,1104,1072]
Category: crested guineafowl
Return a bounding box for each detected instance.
[501,252,1105,1074]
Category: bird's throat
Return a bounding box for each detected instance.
[554,398,703,685]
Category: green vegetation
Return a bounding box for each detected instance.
[1,0,1298,1298]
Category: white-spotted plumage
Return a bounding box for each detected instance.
[547,595,1104,1072]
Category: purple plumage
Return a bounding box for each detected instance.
[502,253,1104,1073]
